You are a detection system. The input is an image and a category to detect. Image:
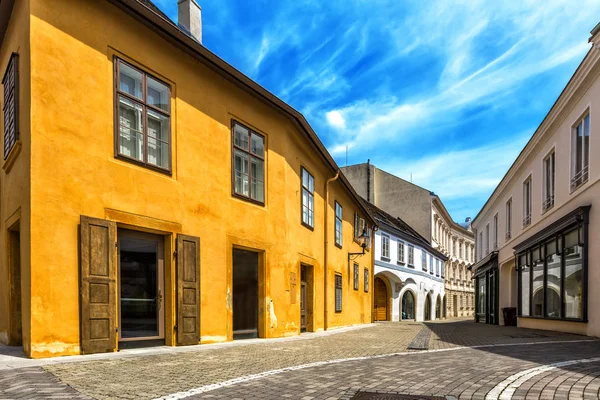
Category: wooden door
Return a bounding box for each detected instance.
[374,277,387,321]
[300,265,307,332]
[176,234,201,346]
[80,216,117,354]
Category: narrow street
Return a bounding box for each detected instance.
[1,320,598,399]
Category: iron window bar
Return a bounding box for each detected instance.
[542,195,555,212]
[570,166,589,192]
[505,231,512,240]
[523,214,531,227]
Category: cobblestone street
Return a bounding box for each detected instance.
[1,320,599,399]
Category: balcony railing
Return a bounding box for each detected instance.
[523,213,531,227]
[542,195,555,213]
[570,166,589,192]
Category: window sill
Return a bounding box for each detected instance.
[301,221,315,231]
[380,257,391,262]
[2,140,21,174]
[407,264,415,268]
[570,180,589,194]
[518,315,587,323]
[335,243,343,249]
[115,154,172,176]
[397,261,406,266]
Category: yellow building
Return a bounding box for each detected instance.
[0,0,375,358]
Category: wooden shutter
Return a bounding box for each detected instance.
[176,234,200,345]
[3,53,18,159]
[80,216,117,354]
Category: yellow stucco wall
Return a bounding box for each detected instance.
[0,0,32,354]
[16,0,373,358]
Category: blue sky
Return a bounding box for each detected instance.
[155,0,600,222]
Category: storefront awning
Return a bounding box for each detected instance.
[470,251,498,278]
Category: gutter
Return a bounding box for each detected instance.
[323,171,340,331]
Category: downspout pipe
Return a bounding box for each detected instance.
[324,170,340,331]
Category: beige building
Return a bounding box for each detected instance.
[431,199,475,318]
[471,24,600,335]
[342,162,475,318]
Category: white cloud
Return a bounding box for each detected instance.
[325,110,346,129]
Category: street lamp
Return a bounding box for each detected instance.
[348,228,370,262]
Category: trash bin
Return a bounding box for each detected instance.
[502,307,517,326]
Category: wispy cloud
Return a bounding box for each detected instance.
[154,0,600,220]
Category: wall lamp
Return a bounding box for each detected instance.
[348,228,370,262]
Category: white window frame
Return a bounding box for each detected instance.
[523,175,532,227]
[408,245,414,266]
[493,213,498,250]
[570,109,590,193]
[506,198,512,240]
[422,250,427,271]
[397,241,405,264]
[542,148,555,213]
[381,234,390,260]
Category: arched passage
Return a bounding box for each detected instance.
[424,294,432,321]
[401,290,415,320]
[374,276,390,321]
[435,295,441,320]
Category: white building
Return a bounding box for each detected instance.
[365,201,447,322]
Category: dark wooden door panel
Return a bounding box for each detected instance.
[80,216,117,354]
[176,234,200,345]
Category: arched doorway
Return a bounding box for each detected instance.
[401,291,415,320]
[424,294,432,321]
[435,296,441,320]
[374,277,388,321]
[442,296,447,318]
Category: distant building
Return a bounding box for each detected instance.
[471,24,600,335]
[363,201,447,322]
[342,162,475,318]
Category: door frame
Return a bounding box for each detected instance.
[7,219,22,346]
[374,275,390,321]
[117,229,165,343]
[231,246,266,339]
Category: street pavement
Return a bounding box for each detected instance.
[0,319,598,399]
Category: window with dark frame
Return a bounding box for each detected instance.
[335,274,342,312]
[364,268,369,292]
[381,234,390,260]
[543,150,555,212]
[493,213,498,250]
[335,201,343,247]
[3,53,19,159]
[571,112,590,192]
[429,254,433,274]
[517,208,588,322]
[301,167,314,228]
[115,58,171,172]
[233,121,265,203]
[353,263,359,290]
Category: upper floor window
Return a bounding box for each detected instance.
[493,213,498,250]
[381,234,390,260]
[422,251,427,271]
[301,167,314,228]
[335,201,343,247]
[353,263,359,290]
[429,254,433,274]
[436,259,440,277]
[398,241,405,264]
[571,112,590,192]
[506,198,512,240]
[459,242,463,259]
[115,58,171,172]
[485,224,490,255]
[543,150,555,212]
[233,121,265,203]
[408,245,415,266]
[523,176,532,227]
[453,239,457,257]
[335,274,342,312]
[364,268,369,292]
[3,53,18,159]
[478,231,483,261]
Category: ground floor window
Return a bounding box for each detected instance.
[401,291,414,320]
[517,207,588,322]
[335,274,342,313]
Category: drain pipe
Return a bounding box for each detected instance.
[324,170,340,331]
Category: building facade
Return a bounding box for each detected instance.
[471,25,600,336]
[365,202,447,322]
[431,198,476,318]
[342,163,475,319]
[0,0,375,358]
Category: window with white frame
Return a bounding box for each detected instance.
[523,176,532,226]
[485,224,490,255]
[381,234,390,260]
[479,231,483,261]
[493,213,498,250]
[459,242,463,259]
[429,254,433,274]
[398,241,405,264]
[571,112,590,191]
[422,251,427,271]
[441,260,445,278]
[408,245,414,266]
[506,198,512,240]
[543,150,555,211]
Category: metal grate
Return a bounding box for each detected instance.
[351,392,447,400]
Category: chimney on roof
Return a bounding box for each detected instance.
[178,0,202,43]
